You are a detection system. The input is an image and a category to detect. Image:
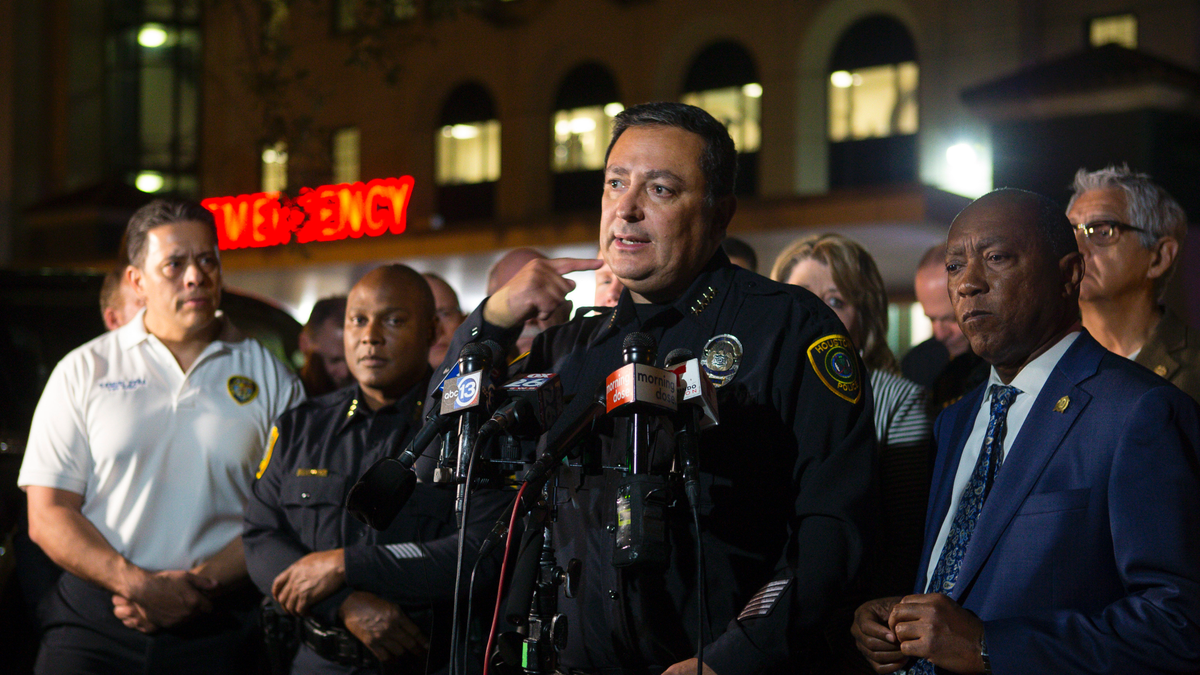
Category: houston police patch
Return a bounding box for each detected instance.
[228,375,259,405]
[806,335,861,404]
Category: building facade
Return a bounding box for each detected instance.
[3,0,1198,330]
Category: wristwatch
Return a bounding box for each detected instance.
[979,633,992,674]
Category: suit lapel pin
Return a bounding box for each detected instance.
[1053,396,1070,413]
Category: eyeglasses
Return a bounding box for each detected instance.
[1073,220,1148,247]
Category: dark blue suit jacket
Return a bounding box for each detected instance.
[919,331,1200,673]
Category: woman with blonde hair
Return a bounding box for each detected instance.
[771,232,931,596]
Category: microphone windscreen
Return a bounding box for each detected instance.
[664,347,693,368]
[622,332,657,365]
[345,457,418,530]
[481,339,504,365]
[459,340,493,361]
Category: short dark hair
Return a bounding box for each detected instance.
[605,102,737,209]
[124,199,218,268]
[306,296,347,330]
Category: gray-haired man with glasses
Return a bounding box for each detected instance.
[1067,164,1200,402]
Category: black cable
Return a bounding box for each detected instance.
[465,541,486,675]
[449,434,484,675]
[693,497,706,675]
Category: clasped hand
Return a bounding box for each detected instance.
[111,569,217,633]
[851,594,986,674]
[272,549,346,616]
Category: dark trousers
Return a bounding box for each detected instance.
[35,572,261,675]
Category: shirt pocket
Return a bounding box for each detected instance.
[280,474,349,551]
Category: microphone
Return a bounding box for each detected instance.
[521,385,608,488]
[440,340,500,526]
[609,333,675,569]
[605,333,677,474]
[664,348,719,430]
[663,348,717,511]
[345,410,456,530]
[478,373,564,441]
[477,386,607,559]
[435,341,500,485]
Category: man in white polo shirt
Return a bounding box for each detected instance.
[19,199,304,674]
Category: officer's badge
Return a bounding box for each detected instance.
[228,376,259,405]
[702,334,743,388]
[807,335,861,404]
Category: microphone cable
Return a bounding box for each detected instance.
[449,431,485,675]
[692,483,708,675]
[481,480,529,675]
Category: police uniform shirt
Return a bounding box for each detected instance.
[441,251,876,675]
[18,308,304,571]
[243,377,510,628]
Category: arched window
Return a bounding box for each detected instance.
[827,15,918,187]
[436,82,499,221]
[552,62,622,212]
[681,41,760,195]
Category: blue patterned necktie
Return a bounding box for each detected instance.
[909,384,1019,675]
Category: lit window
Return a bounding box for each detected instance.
[332,127,360,184]
[681,85,762,153]
[436,121,500,185]
[1090,14,1137,49]
[262,141,288,192]
[552,104,620,172]
[681,42,761,155]
[828,62,918,142]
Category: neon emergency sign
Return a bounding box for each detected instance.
[201,176,414,250]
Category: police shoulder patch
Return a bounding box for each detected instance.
[806,334,862,404]
[228,375,259,405]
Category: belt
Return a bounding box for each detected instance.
[300,617,378,669]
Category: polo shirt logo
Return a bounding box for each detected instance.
[228,376,259,405]
[97,378,147,392]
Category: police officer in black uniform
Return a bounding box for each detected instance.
[244,264,507,674]
[438,103,876,675]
